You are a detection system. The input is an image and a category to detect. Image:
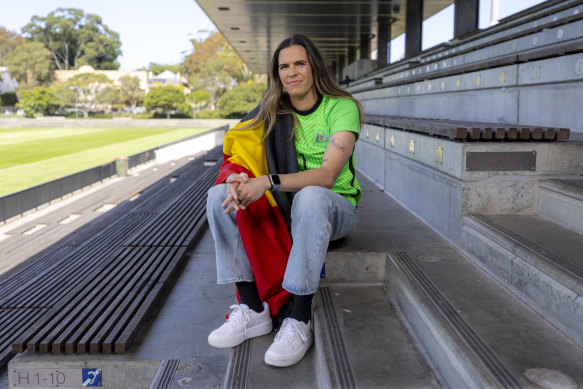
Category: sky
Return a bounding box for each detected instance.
[0,0,217,70]
[0,0,546,70]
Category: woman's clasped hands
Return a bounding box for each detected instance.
[222,173,272,213]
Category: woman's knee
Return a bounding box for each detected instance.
[207,184,226,212]
[292,186,330,217]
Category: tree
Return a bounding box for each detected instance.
[144,86,189,119]
[0,92,18,106]
[16,87,57,117]
[119,75,145,108]
[0,27,24,59]
[22,8,122,70]
[58,73,112,117]
[218,82,266,118]
[184,32,251,109]
[2,42,53,87]
[194,89,209,110]
[143,62,184,76]
[184,32,224,74]
[95,85,121,106]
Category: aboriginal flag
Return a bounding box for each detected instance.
[215,106,298,317]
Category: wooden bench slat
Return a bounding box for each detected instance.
[364,115,570,142]
[99,247,181,353]
[8,156,220,359]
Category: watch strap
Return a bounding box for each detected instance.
[269,174,281,192]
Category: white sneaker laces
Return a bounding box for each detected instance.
[275,318,307,344]
[227,304,251,335]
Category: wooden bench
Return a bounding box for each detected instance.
[0,147,221,365]
[365,114,570,141]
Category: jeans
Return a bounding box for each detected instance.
[206,184,358,295]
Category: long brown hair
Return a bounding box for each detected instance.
[244,34,362,138]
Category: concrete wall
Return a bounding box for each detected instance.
[354,53,583,133]
[356,124,583,242]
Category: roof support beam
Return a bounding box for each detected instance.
[405,0,423,58]
[348,46,356,64]
[338,54,346,77]
[454,0,479,38]
[378,15,391,68]
[360,34,371,59]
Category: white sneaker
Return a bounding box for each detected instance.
[208,302,273,348]
[264,318,313,367]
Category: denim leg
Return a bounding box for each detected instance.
[206,184,254,284]
[282,186,358,295]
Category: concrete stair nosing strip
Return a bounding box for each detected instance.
[387,251,525,389]
[149,359,180,389]
[471,214,583,282]
[539,179,583,235]
[315,287,357,389]
[223,338,252,389]
[463,214,583,347]
[312,305,332,389]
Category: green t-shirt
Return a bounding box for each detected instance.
[294,95,362,206]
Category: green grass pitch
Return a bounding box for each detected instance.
[0,127,208,196]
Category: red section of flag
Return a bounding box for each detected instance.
[215,157,292,317]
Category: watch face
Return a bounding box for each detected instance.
[272,175,281,185]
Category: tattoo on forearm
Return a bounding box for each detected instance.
[331,138,347,152]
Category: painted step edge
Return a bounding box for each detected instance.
[387,251,524,389]
[462,214,583,348]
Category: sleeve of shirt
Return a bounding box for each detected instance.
[327,98,360,141]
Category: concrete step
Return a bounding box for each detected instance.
[462,213,583,348]
[222,326,319,389]
[539,179,583,235]
[388,250,583,389]
[323,178,420,284]
[222,284,439,389]
[8,352,160,389]
[314,285,440,389]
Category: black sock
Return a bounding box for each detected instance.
[289,294,314,324]
[235,281,263,313]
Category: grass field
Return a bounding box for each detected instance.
[0,127,208,196]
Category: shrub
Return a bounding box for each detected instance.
[16,87,57,117]
[195,109,224,119]
[218,82,265,118]
[0,92,18,106]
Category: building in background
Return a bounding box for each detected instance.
[0,66,18,95]
[55,65,150,93]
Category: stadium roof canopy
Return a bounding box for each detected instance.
[195,0,457,74]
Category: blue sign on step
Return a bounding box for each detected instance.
[82,368,102,387]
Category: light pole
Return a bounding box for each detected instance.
[69,86,79,118]
[192,88,196,118]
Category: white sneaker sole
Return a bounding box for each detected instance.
[208,320,273,348]
[264,333,314,367]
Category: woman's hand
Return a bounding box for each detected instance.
[222,173,249,213]
[234,176,271,208]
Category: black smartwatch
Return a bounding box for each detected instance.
[268,174,281,192]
